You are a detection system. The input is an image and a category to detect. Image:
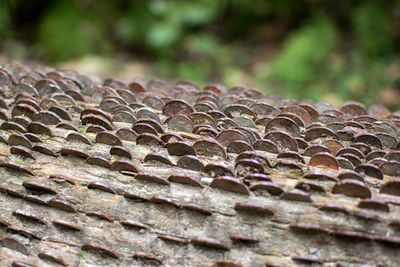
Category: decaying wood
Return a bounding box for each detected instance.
[0,59,400,266]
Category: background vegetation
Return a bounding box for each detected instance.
[1,0,400,110]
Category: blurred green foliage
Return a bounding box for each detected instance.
[268,14,338,95]
[0,0,13,38]
[1,0,400,109]
[38,0,107,61]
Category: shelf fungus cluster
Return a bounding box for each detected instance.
[0,59,400,266]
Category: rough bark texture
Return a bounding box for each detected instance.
[0,59,400,266]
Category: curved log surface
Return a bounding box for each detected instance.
[0,59,400,266]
